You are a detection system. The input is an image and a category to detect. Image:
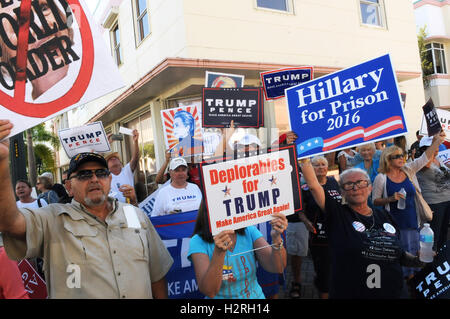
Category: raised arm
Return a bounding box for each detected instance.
[155,150,171,184]
[0,121,26,239]
[213,120,236,158]
[425,131,446,160]
[129,129,140,172]
[299,158,326,211]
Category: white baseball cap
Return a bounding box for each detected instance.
[237,134,262,146]
[169,157,188,170]
[419,136,433,148]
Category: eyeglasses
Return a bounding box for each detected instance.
[69,169,110,181]
[342,179,370,191]
[389,154,405,160]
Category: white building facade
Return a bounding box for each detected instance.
[52,0,426,199]
[414,0,450,109]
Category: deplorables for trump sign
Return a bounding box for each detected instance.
[58,121,110,158]
[260,67,313,100]
[202,88,264,128]
[199,145,301,236]
[285,54,407,159]
[0,0,124,138]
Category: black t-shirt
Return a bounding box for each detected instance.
[324,192,404,299]
[301,176,342,246]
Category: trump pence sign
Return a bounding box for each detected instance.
[285,54,407,158]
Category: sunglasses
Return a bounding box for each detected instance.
[69,169,110,181]
[389,154,405,160]
[342,179,370,191]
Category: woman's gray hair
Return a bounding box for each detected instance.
[358,142,376,153]
[311,155,328,166]
[339,168,371,187]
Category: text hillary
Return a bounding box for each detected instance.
[293,68,389,127]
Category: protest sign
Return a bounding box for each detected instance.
[119,126,134,136]
[285,54,407,159]
[202,88,264,128]
[18,259,48,299]
[205,71,244,88]
[422,98,442,137]
[161,105,204,157]
[58,121,110,158]
[437,149,450,166]
[150,210,284,299]
[420,107,450,141]
[199,145,301,236]
[150,210,202,299]
[1,0,124,138]
[413,240,450,299]
[260,67,313,100]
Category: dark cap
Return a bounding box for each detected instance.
[67,152,108,178]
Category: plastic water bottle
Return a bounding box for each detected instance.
[397,188,406,210]
[419,223,434,263]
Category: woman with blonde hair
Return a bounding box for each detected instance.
[372,131,446,278]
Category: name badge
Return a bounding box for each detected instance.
[124,206,141,229]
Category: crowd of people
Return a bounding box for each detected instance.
[294,130,449,299]
[0,116,448,299]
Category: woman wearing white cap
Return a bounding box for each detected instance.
[151,157,203,216]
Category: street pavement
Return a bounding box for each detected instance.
[279,254,319,299]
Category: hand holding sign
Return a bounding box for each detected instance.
[422,98,442,136]
[269,212,288,240]
[214,230,235,251]
[0,120,13,160]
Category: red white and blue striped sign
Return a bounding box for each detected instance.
[285,54,408,159]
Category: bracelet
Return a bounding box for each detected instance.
[272,238,284,250]
[298,158,310,164]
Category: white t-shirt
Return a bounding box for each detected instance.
[151,183,202,216]
[109,163,135,203]
[16,198,49,209]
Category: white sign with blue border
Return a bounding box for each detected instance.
[285,54,408,159]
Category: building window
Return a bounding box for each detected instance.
[359,0,384,27]
[425,43,447,74]
[111,24,123,66]
[256,0,289,12]
[135,0,150,43]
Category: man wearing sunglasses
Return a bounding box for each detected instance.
[0,122,173,299]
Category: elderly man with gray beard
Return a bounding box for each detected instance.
[0,120,173,299]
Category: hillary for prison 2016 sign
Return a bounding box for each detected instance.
[285,54,407,159]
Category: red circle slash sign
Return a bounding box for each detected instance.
[3,0,94,118]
